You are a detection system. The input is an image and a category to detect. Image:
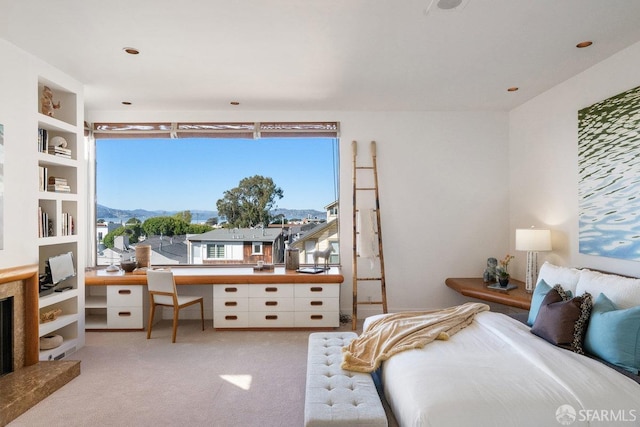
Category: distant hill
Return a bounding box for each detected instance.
[96,204,324,223]
[271,208,325,221]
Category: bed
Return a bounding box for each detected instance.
[362,263,640,426]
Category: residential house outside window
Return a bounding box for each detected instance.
[252,242,263,255]
[206,243,225,259]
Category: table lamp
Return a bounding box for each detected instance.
[515,228,552,293]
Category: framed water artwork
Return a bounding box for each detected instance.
[578,85,640,260]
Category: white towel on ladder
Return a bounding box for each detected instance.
[357,209,377,269]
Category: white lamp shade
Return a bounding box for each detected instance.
[515,228,552,252]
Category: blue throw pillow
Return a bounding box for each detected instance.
[528,279,551,325]
[584,293,640,374]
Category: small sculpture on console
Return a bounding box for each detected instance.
[40,86,61,117]
[312,246,334,270]
[483,257,498,283]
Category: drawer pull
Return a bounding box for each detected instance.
[310,287,323,292]
[225,287,238,293]
[118,289,132,295]
[265,315,278,320]
[118,311,132,317]
[225,315,238,320]
[310,315,324,320]
[265,287,278,292]
[265,301,278,306]
[224,301,238,307]
[310,301,323,306]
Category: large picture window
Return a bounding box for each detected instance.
[92,122,339,267]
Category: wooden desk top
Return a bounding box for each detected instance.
[85,266,344,286]
[445,277,532,310]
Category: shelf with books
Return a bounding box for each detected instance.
[37,117,77,162]
[37,200,55,238]
[38,196,78,238]
[38,163,77,195]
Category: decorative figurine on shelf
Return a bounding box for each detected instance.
[483,257,498,283]
[312,246,334,270]
[40,85,61,117]
[496,254,515,287]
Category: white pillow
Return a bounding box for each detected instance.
[575,269,640,309]
[536,262,581,296]
[362,313,391,332]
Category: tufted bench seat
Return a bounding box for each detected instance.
[304,332,388,427]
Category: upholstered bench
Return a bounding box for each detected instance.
[304,332,388,427]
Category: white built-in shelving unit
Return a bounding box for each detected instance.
[36,76,85,361]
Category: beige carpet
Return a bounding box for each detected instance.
[9,320,395,427]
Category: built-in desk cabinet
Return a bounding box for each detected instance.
[213,283,339,329]
[86,285,144,330]
[84,268,343,331]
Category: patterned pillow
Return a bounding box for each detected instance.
[530,285,593,354]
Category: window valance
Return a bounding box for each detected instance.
[91,122,339,139]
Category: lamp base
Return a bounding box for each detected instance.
[524,251,538,293]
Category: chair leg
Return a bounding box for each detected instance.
[200,300,205,331]
[147,302,156,339]
[172,307,179,343]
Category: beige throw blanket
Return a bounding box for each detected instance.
[341,302,489,372]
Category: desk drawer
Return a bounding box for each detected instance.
[294,284,339,298]
[107,285,143,307]
[214,311,249,328]
[108,306,143,329]
[214,284,249,298]
[214,297,249,312]
[249,311,295,327]
[248,284,294,298]
[294,297,338,312]
[294,311,339,328]
[249,297,294,312]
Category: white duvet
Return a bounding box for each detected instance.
[372,311,640,427]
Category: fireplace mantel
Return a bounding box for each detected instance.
[0,264,39,367]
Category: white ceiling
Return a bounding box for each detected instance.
[2,0,640,113]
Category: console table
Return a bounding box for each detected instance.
[85,267,344,330]
[445,277,532,310]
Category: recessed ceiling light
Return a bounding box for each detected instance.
[122,101,132,105]
[230,101,240,106]
[576,41,593,49]
[437,0,463,10]
[507,87,519,92]
[123,47,140,55]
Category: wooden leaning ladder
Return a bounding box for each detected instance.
[352,140,388,330]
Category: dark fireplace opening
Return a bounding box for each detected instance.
[0,296,13,376]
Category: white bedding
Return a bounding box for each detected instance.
[371,311,640,427]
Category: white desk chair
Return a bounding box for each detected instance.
[146,269,204,343]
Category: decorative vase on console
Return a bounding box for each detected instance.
[496,254,514,287]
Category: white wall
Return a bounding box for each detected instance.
[509,40,640,279]
[0,40,40,268]
[88,109,510,314]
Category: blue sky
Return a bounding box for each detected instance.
[96,137,338,213]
